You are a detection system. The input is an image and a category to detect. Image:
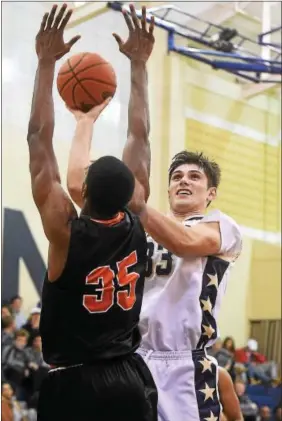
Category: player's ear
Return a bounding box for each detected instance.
[207,187,217,203]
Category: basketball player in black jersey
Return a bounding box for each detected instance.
[27,4,157,421]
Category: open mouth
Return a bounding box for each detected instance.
[177,189,192,196]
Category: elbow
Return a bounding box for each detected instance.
[67,181,83,206]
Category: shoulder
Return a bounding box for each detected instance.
[204,210,242,258]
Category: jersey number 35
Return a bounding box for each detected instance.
[83,251,139,314]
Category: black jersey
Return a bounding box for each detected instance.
[40,210,147,366]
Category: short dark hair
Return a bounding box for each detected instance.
[84,156,135,218]
[169,151,221,188]
[10,295,22,303]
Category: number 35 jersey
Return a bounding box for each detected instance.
[139,210,242,352]
[40,210,147,366]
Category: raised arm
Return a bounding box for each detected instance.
[113,5,155,202]
[66,100,111,209]
[27,4,80,279]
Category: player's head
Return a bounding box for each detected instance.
[168,151,221,214]
[83,156,135,218]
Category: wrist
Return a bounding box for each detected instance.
[131,60,147,69]
[38,57,56,67]
[76,115,95,124]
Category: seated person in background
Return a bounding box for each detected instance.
[9,296,26,329]
[273,405,282,421]
[25,334,49,410]
[22,308,41,346]
[218,366,243,421]
[1,382,26,421]
[2,329,30,400]
[210,336,236,382]
[235,339,278,384]
[2,316,16,348]
[234,379,258,420]
[1,305,12,322]
[258,405,272,421]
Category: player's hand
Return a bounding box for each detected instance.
[113,4,155,63]
[36,4,81,63]
[67,97,112,122]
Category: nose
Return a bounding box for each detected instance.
[179,177,189,186]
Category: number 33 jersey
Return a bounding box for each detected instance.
[40,210,147,366]
[139,210,242,351]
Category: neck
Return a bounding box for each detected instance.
[169,208,204,222]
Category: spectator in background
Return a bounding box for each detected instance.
[1,305,12,328]
[258,406,272,421]
[222,336,236,354]
[1,382,26,421]
[2,316,16,348]
[22,308,41,346]
[25,334,49,411]
[274,405,282,421]
[2,329,30,400]
[235,339,278,384]
[9,296,26,329]
[211,336,236,382]
[234,379,258,420]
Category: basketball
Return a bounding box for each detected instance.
[57,52,117,112]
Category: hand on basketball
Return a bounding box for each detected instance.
[36,4,81,62]
[113,4,155,62]
[67,97,112,122]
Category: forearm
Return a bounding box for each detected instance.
[128,61,150,136]
[123,61,151,200]
[139,206,219,257]
[27,59,55,142]
[139,206,189,256]
[67,118,94,208]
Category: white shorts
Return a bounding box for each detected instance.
[137,347,222,421]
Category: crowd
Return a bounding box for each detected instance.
[1,296,49,421]
[1,296,281,421]
[209,337,282,421]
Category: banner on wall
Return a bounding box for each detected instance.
[2,208,46,302]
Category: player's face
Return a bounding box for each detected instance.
[168,164,217,213]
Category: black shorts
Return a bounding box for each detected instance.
[37,353,158,421]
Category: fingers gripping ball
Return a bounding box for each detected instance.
[57,52,117,112]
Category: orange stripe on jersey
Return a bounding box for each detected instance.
[91,212,125,227]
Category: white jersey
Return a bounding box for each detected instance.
[139,209,242,352]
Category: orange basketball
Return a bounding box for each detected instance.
[57,52,117,112]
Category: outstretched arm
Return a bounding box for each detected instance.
[66,99,111,209]
[113,5,155,202]
[27,4,80,278]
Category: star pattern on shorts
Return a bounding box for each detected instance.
[207,273,219,289]
[202,324,215,338]
[199,383,215,402]
[201,297,213,313]
[199,358,213,373]
[204,411,218,421]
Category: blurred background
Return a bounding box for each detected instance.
[1,1,281,419]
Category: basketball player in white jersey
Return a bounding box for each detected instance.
[66,4,242,421]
